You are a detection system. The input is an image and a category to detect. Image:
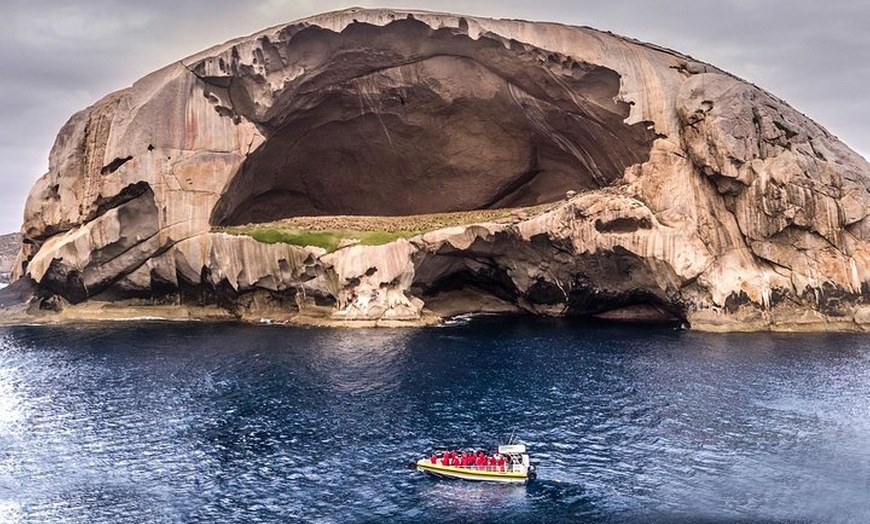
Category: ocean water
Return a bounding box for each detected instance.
[1,317,869,523]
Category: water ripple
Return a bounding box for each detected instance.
[0,321,869,523]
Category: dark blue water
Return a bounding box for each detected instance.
[1,318,869,523]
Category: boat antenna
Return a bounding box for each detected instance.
[508,429,516,445]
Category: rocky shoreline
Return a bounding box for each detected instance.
[2,261,869,332]
[1,299,868,332]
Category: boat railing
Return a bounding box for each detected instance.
[427,450,529,474]
[461,464,510,472]
[431,462,526,474]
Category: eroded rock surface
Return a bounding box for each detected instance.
[0,233,21,284]
[8,8,870,330]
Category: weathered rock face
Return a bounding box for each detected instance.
[10,8,870,330]
[0,233,22,284]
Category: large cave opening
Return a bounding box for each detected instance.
[209,17,657,227]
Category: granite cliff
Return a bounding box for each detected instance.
[6,8,870,330]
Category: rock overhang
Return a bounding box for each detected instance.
[201,15,658,225]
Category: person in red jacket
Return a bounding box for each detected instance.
[497,455,506,471]
[431,455,437,464]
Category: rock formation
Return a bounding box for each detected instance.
[0,233,21,284]
[7,8,870,330]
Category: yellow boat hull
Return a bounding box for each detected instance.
[415,459,530,483]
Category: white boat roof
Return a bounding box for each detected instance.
[498,444,526,454]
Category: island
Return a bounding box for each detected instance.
[3,8,869,331]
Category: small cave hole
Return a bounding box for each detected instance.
[594,217,651,233]
[100,156,133,175]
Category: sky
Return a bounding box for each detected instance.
[1,0,868,234]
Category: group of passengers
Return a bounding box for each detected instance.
[430,450,508,471]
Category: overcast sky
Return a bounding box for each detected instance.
[1,0,868,234]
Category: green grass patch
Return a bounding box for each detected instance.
[248,229,343,251]
[356,230,422,246]
[227,227,425,252]
[215,201,563,252]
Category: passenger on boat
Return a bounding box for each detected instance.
[431,455,437,464]
[498,456,506,471]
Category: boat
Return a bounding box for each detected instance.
[414,444,536,483]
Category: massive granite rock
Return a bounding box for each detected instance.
[10,8,870,330]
